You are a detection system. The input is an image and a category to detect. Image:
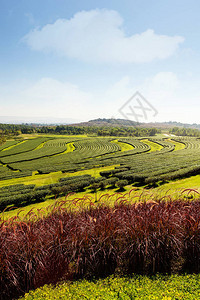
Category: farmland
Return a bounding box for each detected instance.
[0,134,200,214]
[1,132,200,299]
[0,135,198,182]
[0,134,200,212]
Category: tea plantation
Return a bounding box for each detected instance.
[1,134,200,299]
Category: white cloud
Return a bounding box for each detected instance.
[24,9,184,63]
[1,73,200,124]
[139,72,180,104]
[99,72,200,124]
[0,78,93,119]
[131,72,200,123]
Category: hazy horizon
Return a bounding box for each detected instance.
[1,115,199,126]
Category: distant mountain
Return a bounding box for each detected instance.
[73,118,200,130]
[73,118,139,127]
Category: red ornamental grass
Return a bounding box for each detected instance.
[1,197,200,299]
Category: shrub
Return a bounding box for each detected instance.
[105,177,119,188]
[116,179,128,190]
[90,182,100,192]
[99,170,112,178]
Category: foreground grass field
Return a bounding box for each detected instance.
[20,274,200,299]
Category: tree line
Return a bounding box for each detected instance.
[170,127,200,137]
[0,123,160,137]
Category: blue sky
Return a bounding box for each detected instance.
[0,0,200,123]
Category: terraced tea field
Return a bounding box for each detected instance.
[0,135,199,181]
[0,134,200,212]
